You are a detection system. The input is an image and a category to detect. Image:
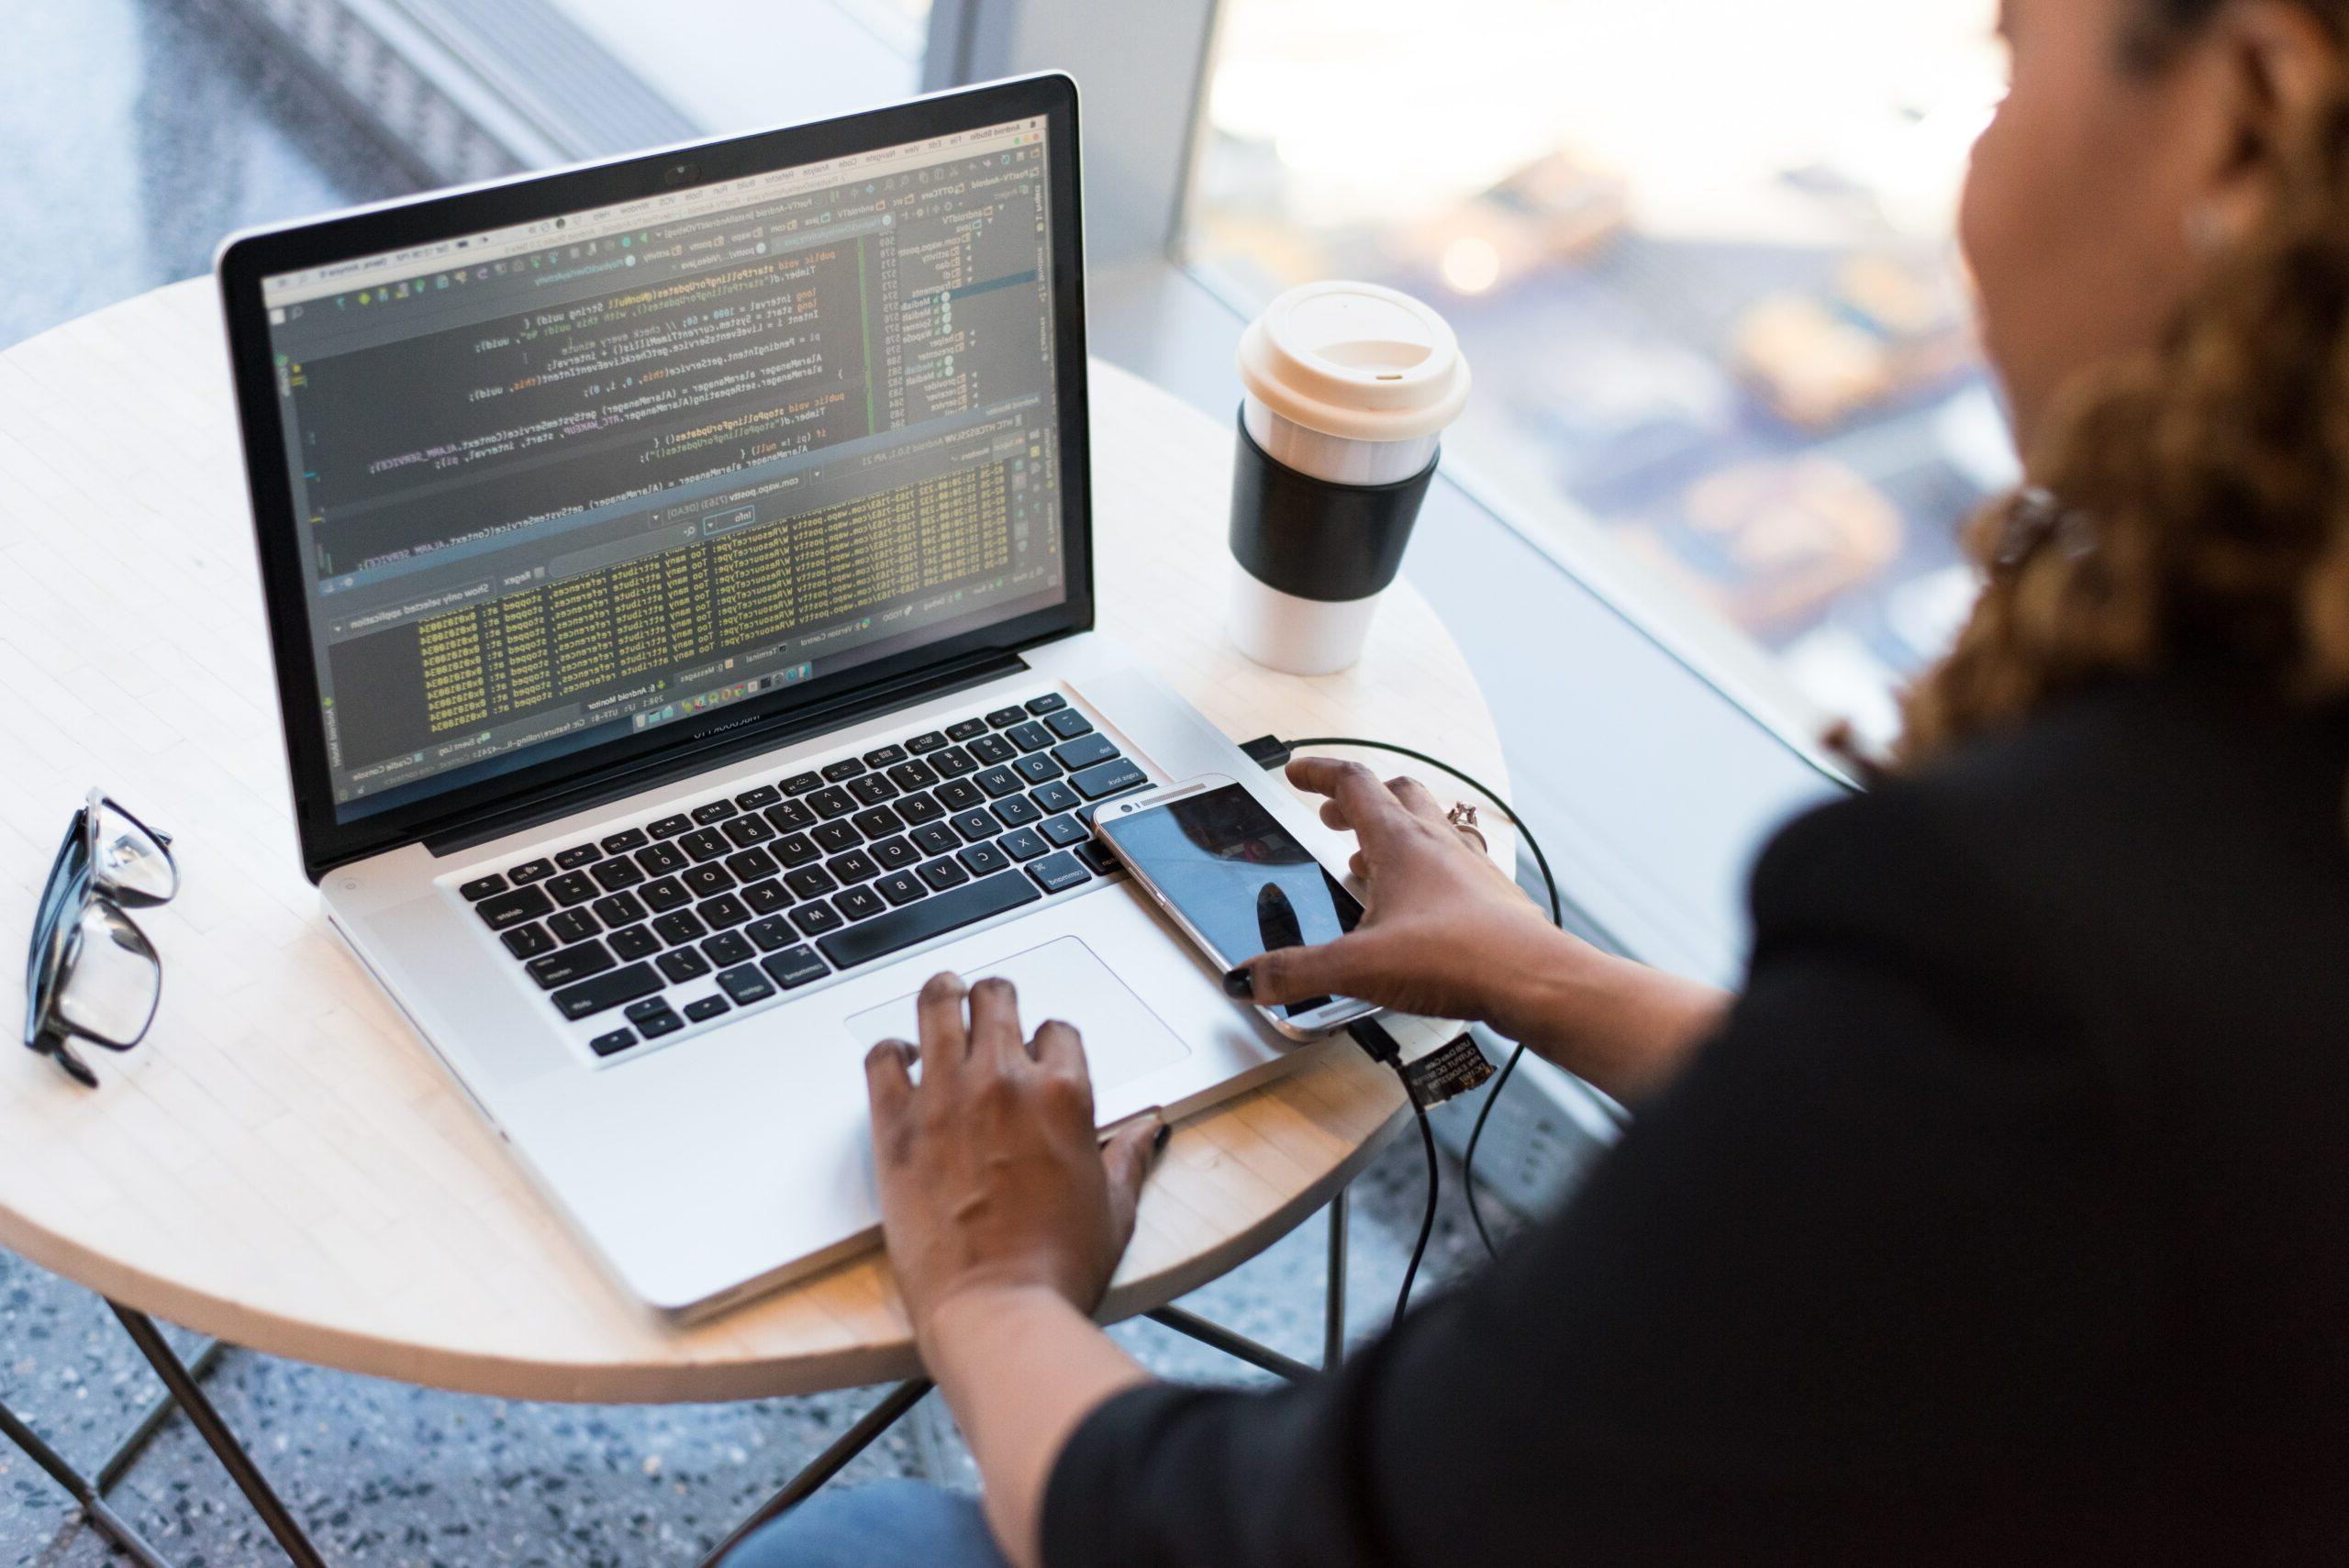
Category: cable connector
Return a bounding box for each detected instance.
[1240,734,1294,773]
[1344,1016,1404,1067]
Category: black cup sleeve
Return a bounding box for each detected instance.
[1228,410,1437,604]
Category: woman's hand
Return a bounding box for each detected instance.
[1233,758,1731,1101]
[864,973,1163,1340]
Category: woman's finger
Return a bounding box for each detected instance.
[863,1040,915,1142]
[1319,798,1353,831]
[1386,775,1450,825]
[915,971,970,1083]
[1100,1115,1164,1251]
[1235,930,1380,1008]
[1031,1017,1085,1078]
[966,974,1029,1071]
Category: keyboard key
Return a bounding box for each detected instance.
[1043,708,1094,740]
[835,885,887,921]
[652,909,708,945]
[746,915,796,951]
[945,717,989,741]
[460,873,508,902]
[475,885,554,930]
[906,730,948,754]
[680,828,730,862]
[958,840,1011,877]
[1028,852,1091,894]
[951,809,1000,843]
[743,878,792,915]
[735,784,782,811]
[1039,814,1090,848]
[640,876,692,913]
[685,995,731,1023]
[681,863,736,898]
[1006,721,1055,753]
[874,871,927,906]
[846,774,898,806]
[896,792,945,826]
[967,734,1017,765]
[812,820,862,855]
[917,856,972,892]
[935,779,984,811]
[998,827,1050,862]
[628,1001,685,1040]
[761,946,830,989]
[703,930,756,967]
[591,891,648,928]
[507,858,556,885]
[589,1028,637,1057]
[547,907,601,944]
[789,900,846,938]
[816,870,1041,971]
[636,841,688,877]
[1012,753,1063,786]
[1071,758,1149,800]
[773,832,821,868]
[871,835,921,872]
[930,745,977,778]
[765,799,818,833]
[648,814,693,839]
[721,814,775,847]
[808,786,856,819]
[600,828,650,855]
[910,821,961,857]
[1031,780,1082,815]
[821,758,867,783]
[863,743,908,768]
[528,940,614,989]
[827,850,881,884]
[726,846,781,882]
[886,760,941,791]
[785,866,840,899]
[1052,733,1120,771]
[974,766,1024,800]
[985,705,1027,728]
[698,893,751,929]
[991,795,1043,828]
[610,924,661,961]
[780,771,823,796]
[546,871,599,906]
[551,962,662,1020]
[717,965,775,1005]
[852,805,905,840]
[590,856,645,892]
[657,948,712,984]
[1025,693,1068,715]
[501,921,555,959]
[1074,841,1122,877]
[691,800,739,825]
[555,842,602,870]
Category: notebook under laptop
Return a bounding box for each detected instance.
[216,75,1324,1319]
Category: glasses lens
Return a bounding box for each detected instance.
[91,800,176,906]
[52,901,161,1049]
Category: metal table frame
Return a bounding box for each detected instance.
[4,1191,1351,1567]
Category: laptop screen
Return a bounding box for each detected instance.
[253,114,1068,823]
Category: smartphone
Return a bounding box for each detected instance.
[1095,775,1381,1040]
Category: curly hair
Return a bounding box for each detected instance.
[1897,0,2349,766]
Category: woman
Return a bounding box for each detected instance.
[735,0,2349,1562]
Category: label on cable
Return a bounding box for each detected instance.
[1381,1013,1495,1106]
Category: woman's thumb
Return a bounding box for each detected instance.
[1229,936,1371,1008]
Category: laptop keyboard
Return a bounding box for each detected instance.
[455,693,1139,1060]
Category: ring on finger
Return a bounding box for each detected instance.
[1447,801,1487,851]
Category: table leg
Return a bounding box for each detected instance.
[1323,1189,1349,1371]
[97,1336,225,1493]
[106,1303,330,1568]
[0,1393,178,1568]
[696,1377,934,1568]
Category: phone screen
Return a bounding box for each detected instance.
[1098,784,1364,1020]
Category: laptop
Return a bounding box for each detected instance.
[216,75,1321,1320]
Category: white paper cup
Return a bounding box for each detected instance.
[1228,283,1470,675]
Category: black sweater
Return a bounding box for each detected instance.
[1042,674,2349,1566]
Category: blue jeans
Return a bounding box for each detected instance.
[722,1480,1012,1568]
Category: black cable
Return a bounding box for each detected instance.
[1270,737,1565,1262]
[1346,1018,1440,1332]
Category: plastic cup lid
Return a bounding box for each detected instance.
[1238,281,1471,443]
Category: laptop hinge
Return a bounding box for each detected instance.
[419,649,1030,858]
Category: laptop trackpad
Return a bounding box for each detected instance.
[841,937,1190,1101]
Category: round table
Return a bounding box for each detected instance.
[0,278,1505,1420]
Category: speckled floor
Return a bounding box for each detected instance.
[1,7,1536,1561]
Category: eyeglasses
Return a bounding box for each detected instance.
[22,791,179,1088]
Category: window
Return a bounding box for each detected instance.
[1189,0,2015,741]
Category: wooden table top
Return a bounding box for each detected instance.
[0,279,1509,1402]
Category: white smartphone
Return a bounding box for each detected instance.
[1095,774,1383,1041]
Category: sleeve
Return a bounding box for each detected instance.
[1040,786,2165,1568]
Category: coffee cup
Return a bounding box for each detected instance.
[1227,282,1471,675]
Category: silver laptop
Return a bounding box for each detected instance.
[216,76,1318,1319]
